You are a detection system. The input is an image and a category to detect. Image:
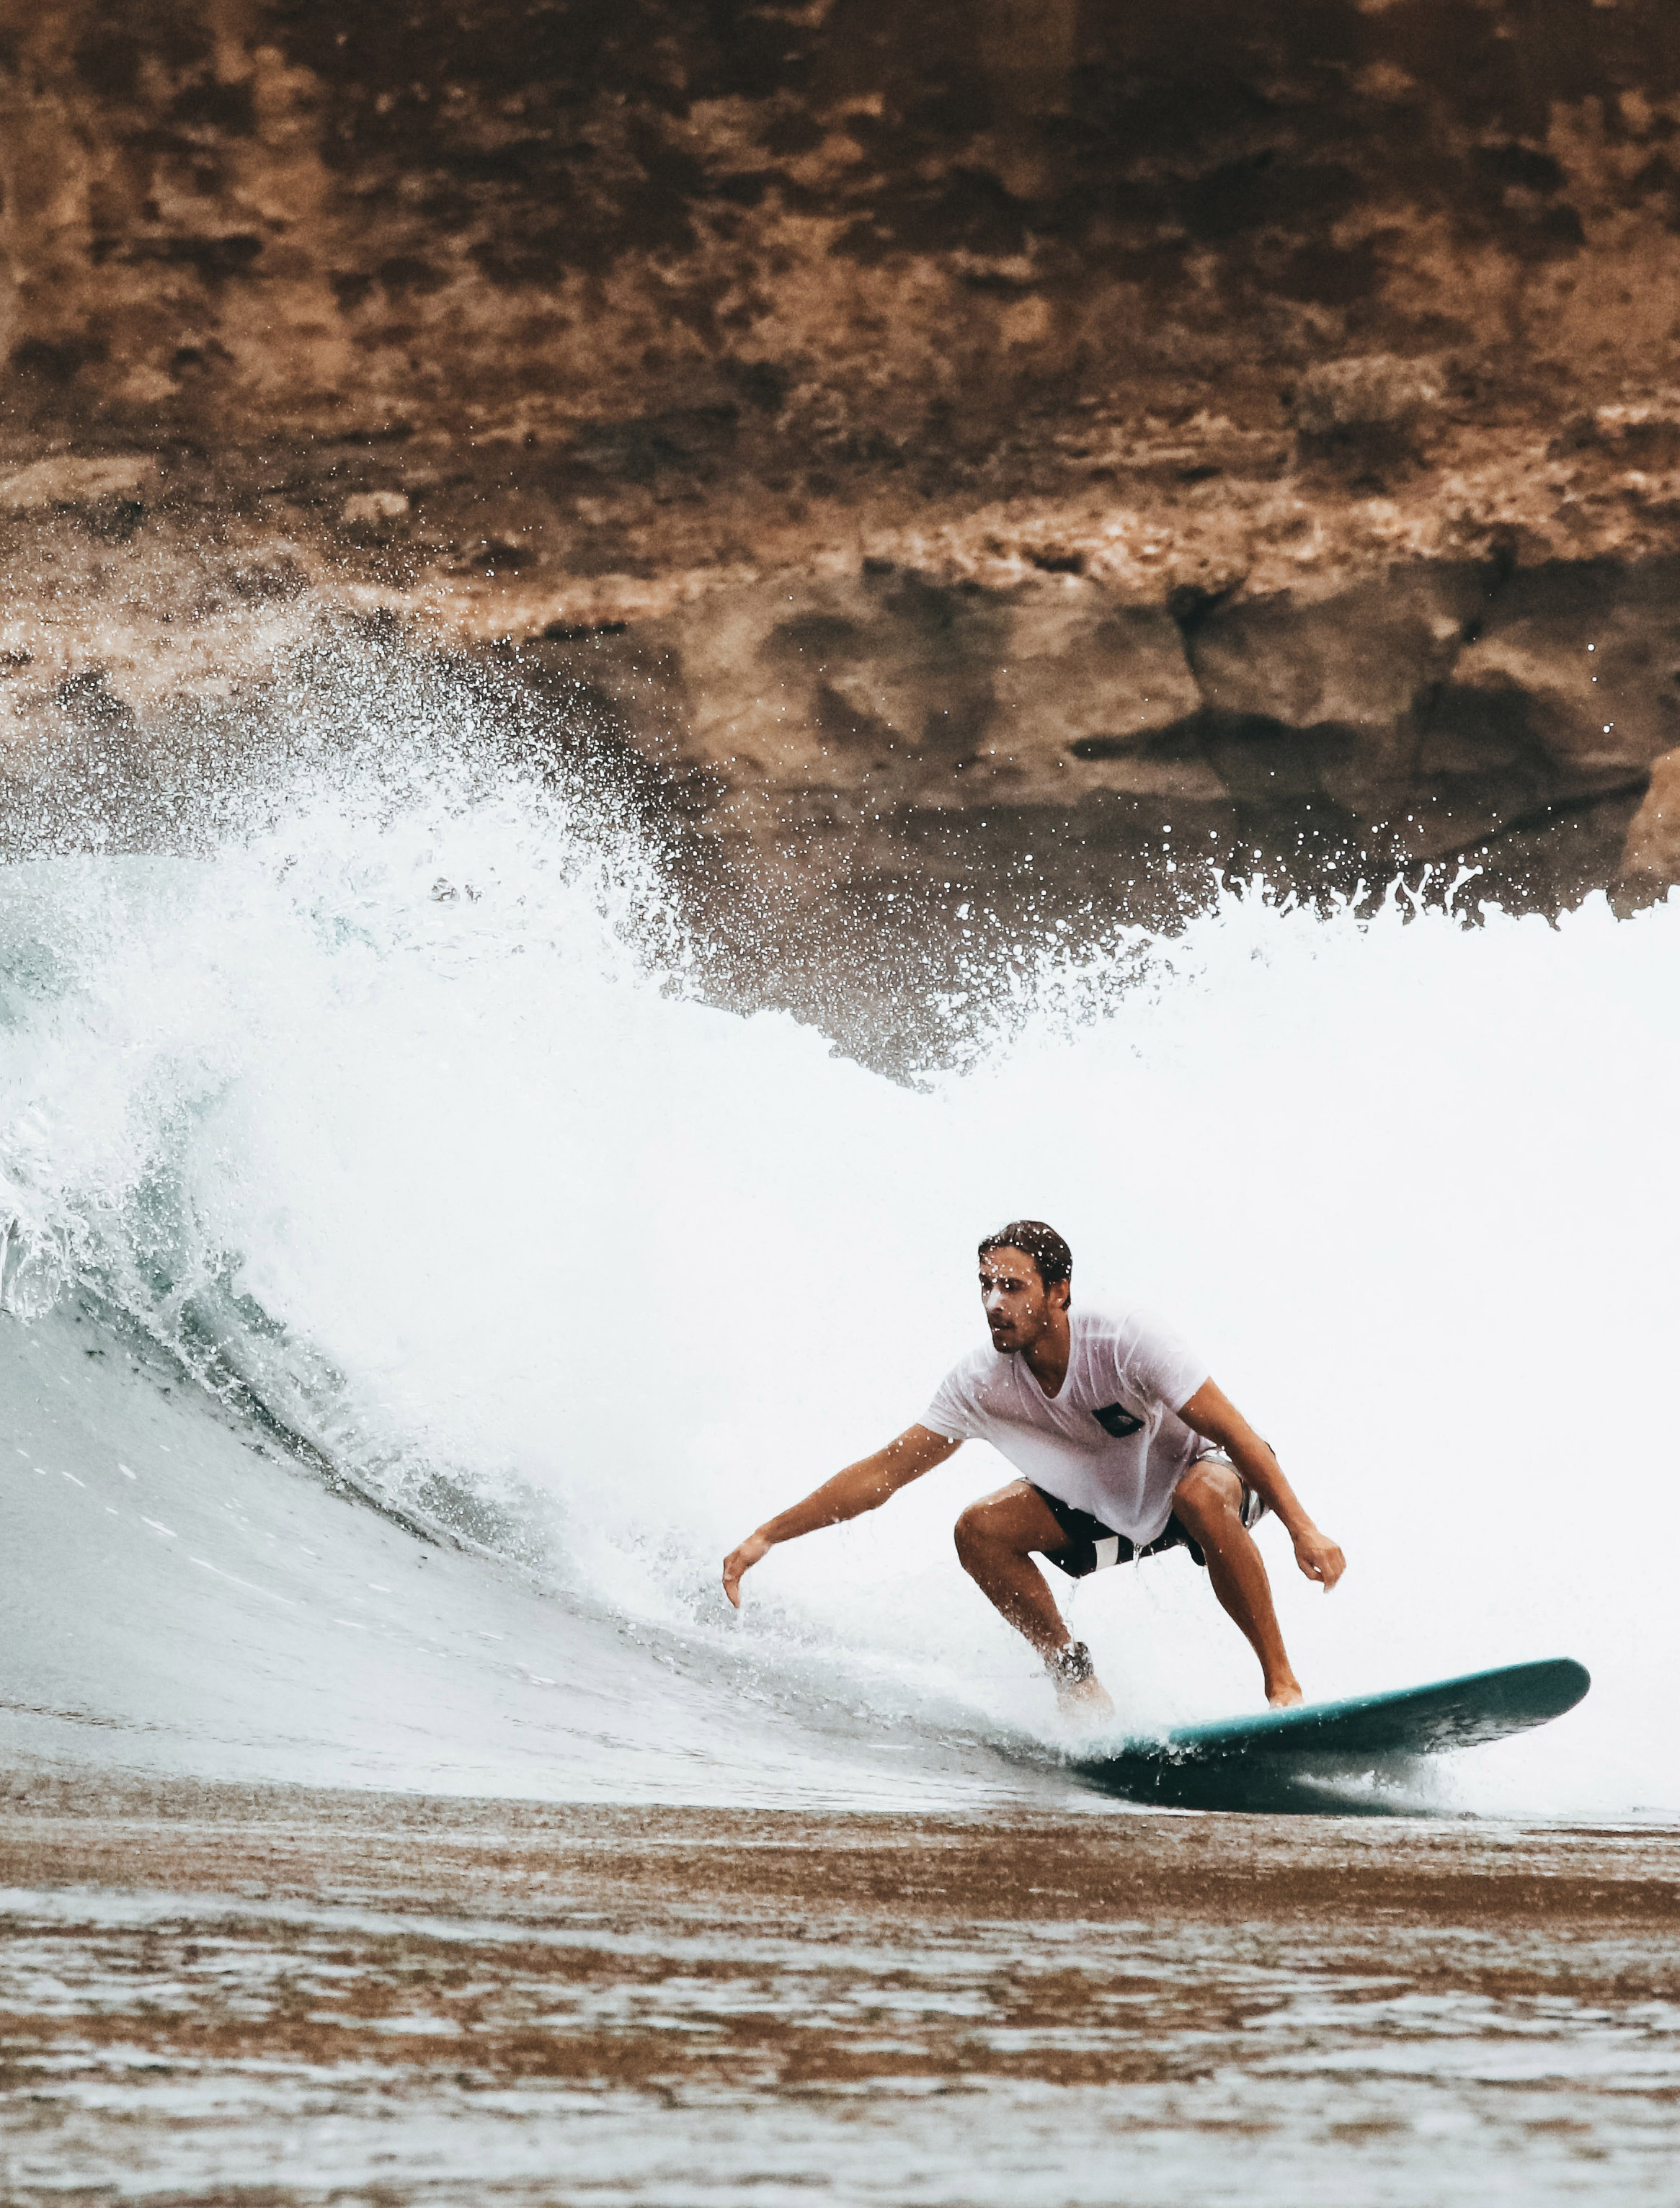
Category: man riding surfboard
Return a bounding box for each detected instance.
[722,1220,1346,1716]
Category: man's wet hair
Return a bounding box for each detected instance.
[977,1220,1072,1294]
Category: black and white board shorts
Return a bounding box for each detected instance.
[1031,1456,1267,1580]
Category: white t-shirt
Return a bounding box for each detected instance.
[923,1305,1210,1544]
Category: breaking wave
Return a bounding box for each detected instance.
[3,647,1676,1815]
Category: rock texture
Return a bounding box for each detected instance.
[4,0,1680,927]
[1625,744,1680,889]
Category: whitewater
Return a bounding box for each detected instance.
[2,664,1676,1820]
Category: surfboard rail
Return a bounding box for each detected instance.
[1074,1657,1592,1812]
[1155,1656,1591,1763]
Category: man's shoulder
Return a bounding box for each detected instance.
[1075,1302,1188,1363]
[1073,1301,1150,1345]
[935,1341,1009,1391]
[925,1342,1021,1424]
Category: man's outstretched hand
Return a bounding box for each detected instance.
[722,1531,771,1609]
[719,1429,956,1611]
[1293,1526,1346,1590]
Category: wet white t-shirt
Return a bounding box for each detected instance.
[922,1305,1209,1544]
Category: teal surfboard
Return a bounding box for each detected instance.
[1075,1657,1591,1813]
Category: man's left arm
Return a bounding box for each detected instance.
[1177,1379,1346,1590]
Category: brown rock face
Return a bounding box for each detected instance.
[1625,745,1680,889]
[4,0,1680,953]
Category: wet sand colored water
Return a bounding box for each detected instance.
[3,1782,1680,2204]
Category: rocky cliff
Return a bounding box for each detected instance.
[4,0,1680,955]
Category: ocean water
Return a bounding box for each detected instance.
[2,666,1676,1817]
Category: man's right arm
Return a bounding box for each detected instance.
[721,1424,961,1608]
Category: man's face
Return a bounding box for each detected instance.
[979,1247,1067,1353]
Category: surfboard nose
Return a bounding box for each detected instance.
[1535,1656,1592,1716]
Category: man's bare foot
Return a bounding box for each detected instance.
[1045,1640,1116,1724]
[1057,1671,1117,1724]
[1266,1678,1305,1709]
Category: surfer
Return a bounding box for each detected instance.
[722,1220,1345,1716]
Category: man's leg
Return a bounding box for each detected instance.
[1170,1460,1303,1707]
[953,1482,1114,1715]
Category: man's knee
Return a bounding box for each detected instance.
[953,1500,992,1564]
[1173,1461,1243,1531]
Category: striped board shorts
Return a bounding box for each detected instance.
[1030,1456,1267,1580]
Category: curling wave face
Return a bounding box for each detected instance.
[1,679,1677,1815]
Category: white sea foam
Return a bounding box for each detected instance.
[1,710,1676,1815]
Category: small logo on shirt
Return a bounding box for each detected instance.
[1092,1402,1144,1439]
